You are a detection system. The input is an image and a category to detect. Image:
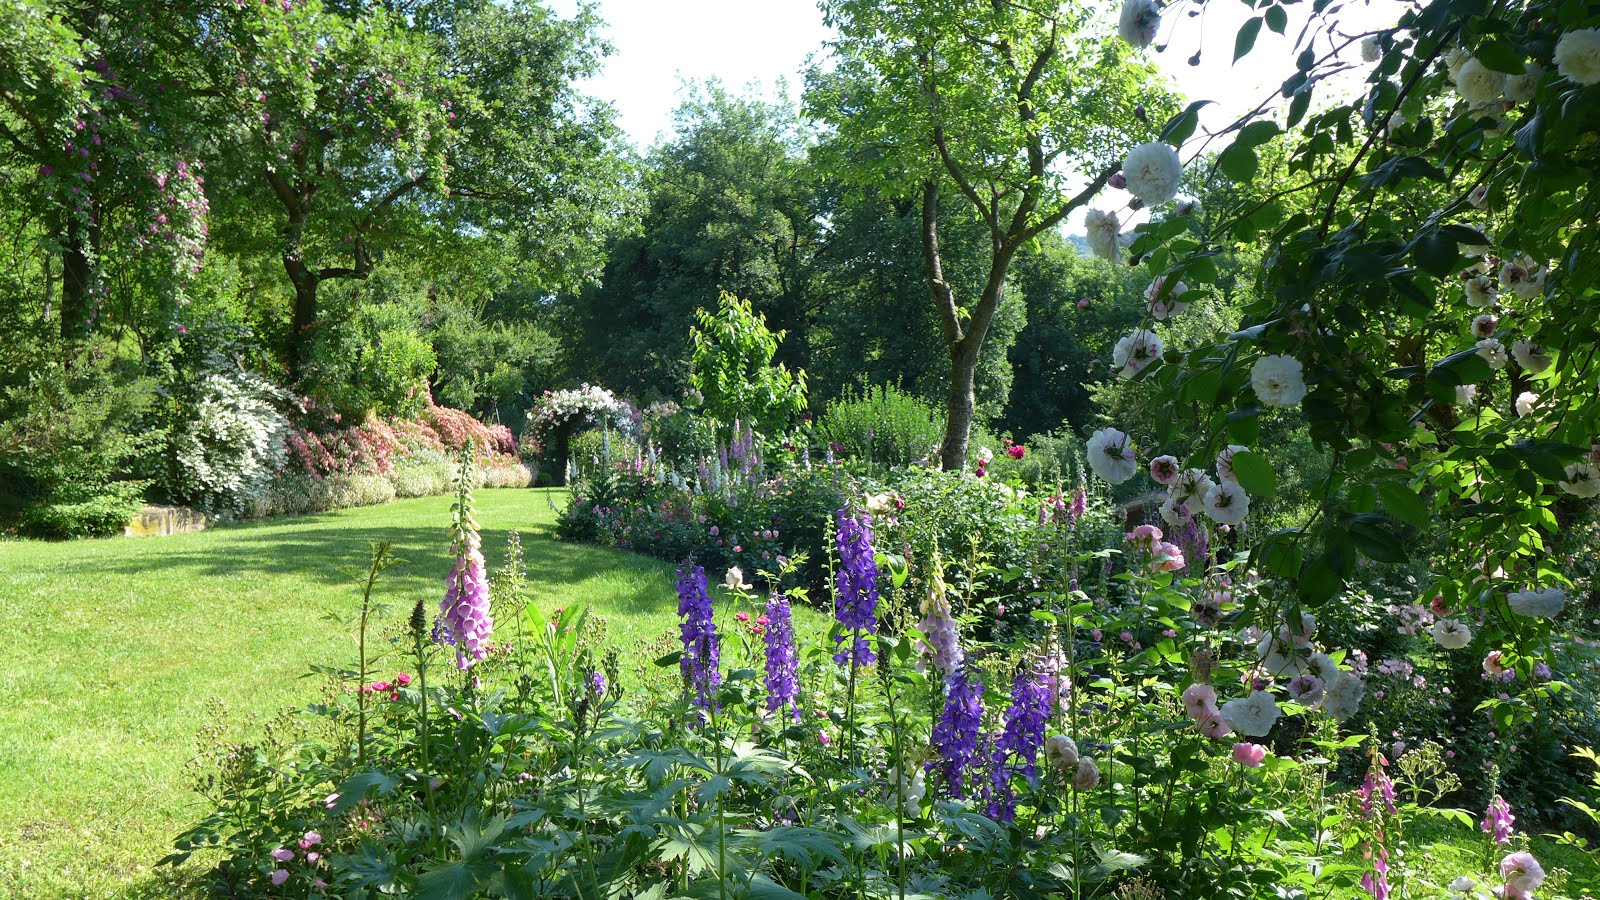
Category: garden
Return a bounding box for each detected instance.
[3,0,1600,898]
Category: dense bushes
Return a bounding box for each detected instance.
[815,384,943,468]
[0,333,158,537]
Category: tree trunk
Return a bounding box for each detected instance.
[60,213,95,340]
[285,254,319,381]
[940,337,982,471]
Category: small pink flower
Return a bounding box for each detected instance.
[314,880,328,891]
[271,869,290,885]
[1232,742,1268,767]
[735,611,750,623]
[818,730,831,747]
[394,674,412,687]
[1076,298,1091,310]
[324,793,339,809]
[271,848,294,862]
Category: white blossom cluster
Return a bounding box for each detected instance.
[170,369,291,513]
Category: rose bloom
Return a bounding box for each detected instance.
[1232,742,1268,767]
[1149,454,1180,485]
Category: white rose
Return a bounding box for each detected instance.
[1475,338,1508,369]
[1464,274,1498,308]
[1508,587,1566,618]
[1453,58,1506,105]
[1122,141,1183,207]
[1085,209,1122,262]
[1113,329,1164,379]
[1455,384,1478,406]
[1321,671,1365,722]
[1045,734,1080,769]
[1144,276,1189,319]
[977,446,994,464]
[1072,756,1100,791]
[1505,62,1545,103]
[1257,633,1309,677]
[1471,313,1499,339]
[1202,479,1249,525]
[1220,690,1280,737]
[1170,468,1217,516]
[1215,444,1249,485]
[1117,0,1161,50]
[1555,28,1600,86]
[1514,391,1539,417]
[1560,462,1600,497]
[1512,339,1551,374]
[1361,36,1382,63]
[1514,266,1546,300]
[1086,427,1138,484]
[1449,876,1476,894]
[1430,618,1473,650]
[1250,354,1307,407]
[724,567,751,591]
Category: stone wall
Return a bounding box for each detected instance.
[124,505,208,538]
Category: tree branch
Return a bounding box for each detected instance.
[921,178,963,346]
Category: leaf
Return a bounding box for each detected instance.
[1234,17,1263,63]
[1264,5,1287,34]
[1228,450,1276,499]
[1378,481,1429,528]
[1412,231,1459,277]
[1159,100,1214,146]
[1218,145,1259,182]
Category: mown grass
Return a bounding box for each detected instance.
[1,489,1594,898]
[0,489,702,899]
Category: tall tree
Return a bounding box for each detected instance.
[810,0,1175,469]
[568,84,818,398]
[196,0,631,378]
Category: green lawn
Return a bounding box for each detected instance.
[0,489,691,899]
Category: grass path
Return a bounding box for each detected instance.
[0,488,685,899]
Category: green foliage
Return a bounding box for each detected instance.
[568,85,815,399]
[816,384,944,469]
[689,291,807,434]
[304,292,438,421]
[0,331,156,537]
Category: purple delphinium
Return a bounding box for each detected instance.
[438,484,493,670]
[764,593,799,717]
[1481,795,1515,845]
[833,507,880,666]
[931,666,985,798]
[985,663,1052,822]
[677,563,721,719]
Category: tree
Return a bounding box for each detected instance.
[810,0,1176,470]
[689,291,807,435]
[567,84,817,398]
[196,0,630,378]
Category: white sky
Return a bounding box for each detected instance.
[548,0,1406,226]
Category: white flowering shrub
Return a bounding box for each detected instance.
[169,369,290,513]
[524,384,637,451]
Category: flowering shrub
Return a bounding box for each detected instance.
[524,384,637,454]
[168,368,290,513]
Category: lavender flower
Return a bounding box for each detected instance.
[932,666,985,798]
[764,593,799,717]
[677,563,721,719]
[1481,795,1515,845]
[986,663,1052,821]
[438,478,493,670]
[833,507,880,666]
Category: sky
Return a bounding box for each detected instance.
[546,0,1406,226]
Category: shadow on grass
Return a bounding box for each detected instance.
[77,519,678,618]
